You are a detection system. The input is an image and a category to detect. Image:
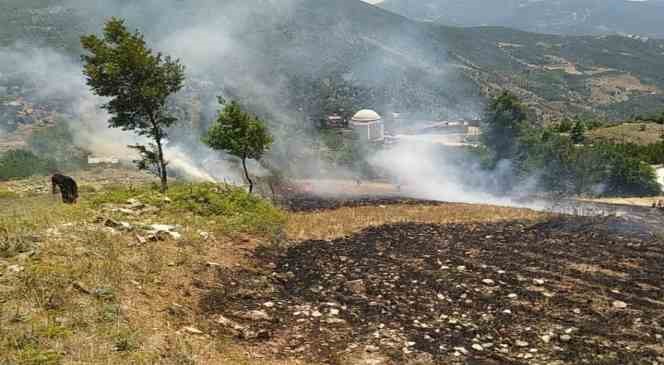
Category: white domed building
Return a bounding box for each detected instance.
[350,109,384,143]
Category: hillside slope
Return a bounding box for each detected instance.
[1,0,664,124]
[380,0,664,39]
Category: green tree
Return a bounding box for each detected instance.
[570,120,586,144]
[28,120,88,170]
[0,150,56,181]
[481,92,529,165]
[607,156,661,197]
[203,100,273,194]
[81,17,185,192]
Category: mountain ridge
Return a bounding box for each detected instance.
[1,0,664,123]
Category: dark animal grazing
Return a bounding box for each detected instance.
[51,174,78,204]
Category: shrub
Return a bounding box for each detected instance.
[0,150,56,181]
[27,121,88,170]
[603,155,661,197]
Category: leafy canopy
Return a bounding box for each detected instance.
[481,91,529,164]
[203,100,273,161]
[81,17,185,135]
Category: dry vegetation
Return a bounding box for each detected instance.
[287,203,545,241]
[0,184,298,365]
[0,180,546,365]
[588,122,664,145]
[2,177,661,365]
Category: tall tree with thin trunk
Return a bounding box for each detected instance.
[203,99,273,194]
[81,17,185,192]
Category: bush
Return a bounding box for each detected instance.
[0,150,56,181]
[27,121,88,170]
[603,155,661,197]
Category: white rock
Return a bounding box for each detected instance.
[541,335,551,343]
[311,310,322,318]
[329,308,340,316]
[7,265,24,273]
[472,344,484,351]
[560,334,572,342]
[453,346,468,355]
[263,301,275,308]
[612,300,628,309]
[533,279,545,285]
[515,340,529,347]
[183,326,204,335]
[456,266,466,271]
[508,293,518,299]
[482,279,495,285]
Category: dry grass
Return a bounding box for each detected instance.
[286,203,547,241]
[0,182,546,364]
[0,187,301,365]
[588,122,664,145]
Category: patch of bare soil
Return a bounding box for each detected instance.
[589,74,658,105]
[202,216,664,365]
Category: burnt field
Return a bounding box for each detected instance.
[201,202,664,364]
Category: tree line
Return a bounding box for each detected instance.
[480,92,661,197]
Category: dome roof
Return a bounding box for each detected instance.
[351,109,381,123]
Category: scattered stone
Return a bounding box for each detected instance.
[533,279,545,286]
[516,340,529,347]
[346,279,367,296]
[103,218,133,231]
[508,293,518,299]
[472,343,484,351]
[541,335,552,343]
[145,224,182,241]
[6,264,24,274]
[482,279,495,285]
[453,346,469,355]
[324,318,347,325]
[612,300,628,309]
[365,345,380,353]
[182,326,204,335]
[241,310,272,322]
[135,234,147,245]
[560,334,572,342]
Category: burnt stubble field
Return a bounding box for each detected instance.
[204,199,664,365]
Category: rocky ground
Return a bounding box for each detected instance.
[203,210,664,364]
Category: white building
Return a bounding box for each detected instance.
[350,109,384,142]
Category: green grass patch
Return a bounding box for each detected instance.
[89,183,286,236]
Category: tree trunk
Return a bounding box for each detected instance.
[155,132,168,193]
[242,157,253,194]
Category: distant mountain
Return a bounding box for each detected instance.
[1,0,664,124]
[379,0,664,39]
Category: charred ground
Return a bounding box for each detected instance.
[202,198,664,365]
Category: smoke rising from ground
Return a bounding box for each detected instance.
[1,0,515,204]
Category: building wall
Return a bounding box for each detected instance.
[351,120,384,142]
